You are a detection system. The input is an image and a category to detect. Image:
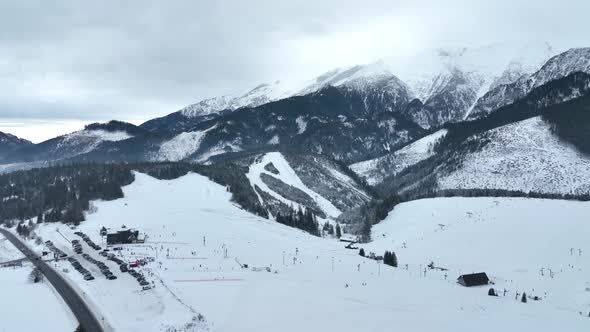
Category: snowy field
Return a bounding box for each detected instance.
[0,234,24,262]
[0,235,76,332]
[13,173,590,331]
[438,116,590,194]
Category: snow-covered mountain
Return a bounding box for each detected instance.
[150,85,425,164]
[469,47,590,119]
[141,80,293,134]
[141,42,559,138]
[0,131,32,154]
[2,43,586,177]
[354,72,590,197]
[0,121,145,164]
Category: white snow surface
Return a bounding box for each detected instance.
[63,129,133,144]
[438,116,590,195]
[156,125,217,161]
[52,129,133,157]
[363,197,590,330]
[246,152,342,218]
[0,234,24,262]
[0,235,77,332]
[17,176,590,331]
[295,116,307,134]
[351,129,448,185]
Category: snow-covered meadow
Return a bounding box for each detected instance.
[0,235,77,332]
[5,172,590,331]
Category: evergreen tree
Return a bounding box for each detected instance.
[335,223,342,238]
[391,251,398,267]
[359,248,365,257]
[37,213,44,223]
[521,292,527,303]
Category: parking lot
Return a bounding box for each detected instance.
[43,230,154,291]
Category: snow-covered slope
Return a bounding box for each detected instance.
[437,116,590,194]
[18,175,590,331]
[54,129,133,155]
[247,152,342,219]
[364,196,590,328]
[155,125,218,161]
[351,129,448,185]
[246,152,371,219]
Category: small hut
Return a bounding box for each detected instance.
[457,272,489,287]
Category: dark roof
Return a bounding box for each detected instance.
[458,272,489,286]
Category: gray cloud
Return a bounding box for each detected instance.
[0,0,589,134]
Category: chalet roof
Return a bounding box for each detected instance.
[458,272,489,286]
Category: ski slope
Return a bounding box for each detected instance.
[246,152,342,218]
[15,173,590,331]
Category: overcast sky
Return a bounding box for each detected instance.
[1,0,589,142]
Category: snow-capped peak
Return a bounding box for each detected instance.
[469,47,590,120]
[298,61,405,95]
[531,47,590,89]
[179,80,292,118]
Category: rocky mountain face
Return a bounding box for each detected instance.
[469,47,590,120]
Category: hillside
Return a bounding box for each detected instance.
[351,129,448,185]
[8,174,589,331]
[246,152,371,220]
[437,116,590,194]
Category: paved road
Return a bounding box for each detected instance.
[0,228,104,332]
